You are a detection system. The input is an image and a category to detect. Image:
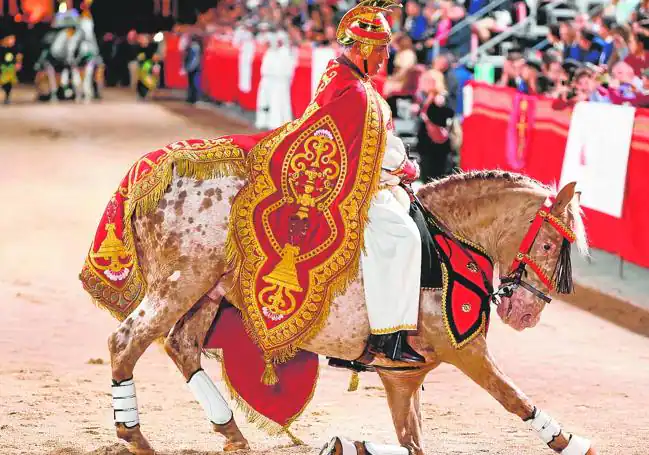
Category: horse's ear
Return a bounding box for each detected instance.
[574,191,582,206]
[552,182,577,214]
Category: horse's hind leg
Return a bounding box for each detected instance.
[164,281,250,451]
[108,281,204,454]
[450,336,596,455]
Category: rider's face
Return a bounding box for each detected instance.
[364,45,389,76]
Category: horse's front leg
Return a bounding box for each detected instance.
[163,279,250,452]
[377,365,436,455]
[451,336,597,455]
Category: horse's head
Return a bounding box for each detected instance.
[497,181,588,331]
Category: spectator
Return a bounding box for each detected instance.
[384,34,418,99]
[182,34,203,104]
[432,51,459,112]
[559,20,577,58]
[415,70,458,181]
[537,50,567,95]
[623,32,649,76]
[594,16,617,64]
[554,68,610,109]
[499,49,530,93]
[566,30,604,65]
[403,0,428,60]
[608,23,632,67]
[547,24,564,55]
[631,0,649,23]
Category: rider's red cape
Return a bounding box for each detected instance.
[225,59,388,374]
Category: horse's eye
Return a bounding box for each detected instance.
[543,243,552,251]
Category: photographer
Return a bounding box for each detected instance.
[414,70,460,182]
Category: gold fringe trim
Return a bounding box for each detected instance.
[219,356,320,438]
[348,371,360,392]
[369,324,417,335]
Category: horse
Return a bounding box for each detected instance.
[35,23,100,103]
[89,161,594,455]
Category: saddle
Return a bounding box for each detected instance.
[329,199,495,372]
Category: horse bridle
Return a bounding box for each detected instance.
[493,196,577,304]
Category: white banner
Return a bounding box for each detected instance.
[559,102,635,218]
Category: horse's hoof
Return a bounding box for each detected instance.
[116,423,155,455]
[213,419,250,452]
[223,441,250,452]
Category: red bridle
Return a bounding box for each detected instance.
[497,196,577,303]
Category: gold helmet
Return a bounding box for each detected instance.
[336,0,401,59]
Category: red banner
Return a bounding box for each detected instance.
[462,82,649,268]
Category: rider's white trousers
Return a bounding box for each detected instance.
[361,188,422,335]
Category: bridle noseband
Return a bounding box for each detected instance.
[494,196,577,304]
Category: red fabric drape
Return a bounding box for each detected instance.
[461,82,649,268]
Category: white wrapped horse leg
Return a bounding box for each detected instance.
[320,437,412,455]
[363,442,410,455]
[187,369,248,452]
[112,377,139,428]
[526,407,595,455]
[319,436,359,455]
[186,369,233,425]
[112,377,153,454]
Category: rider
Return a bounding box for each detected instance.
[0,25,22,105]
[335,0,425,363]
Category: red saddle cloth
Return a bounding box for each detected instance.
[203,305,319,431]
[432,232,495,348]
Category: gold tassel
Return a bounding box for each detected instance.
[348,371,359,392]
[262,360,279,386]
[284,427,305,446]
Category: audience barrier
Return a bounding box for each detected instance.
[462,82,649,269]
[164,35,648,269]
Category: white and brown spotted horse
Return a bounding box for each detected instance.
[97,167,596,455]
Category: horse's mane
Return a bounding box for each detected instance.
[419,169,551,193]
[417,170,589,256]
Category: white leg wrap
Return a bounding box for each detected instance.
[112,378,139,428]
[319,437,358,455]
[528,408,562,444]
[364,442,410,455]
[187,369,232,425]
[561,434,591,455]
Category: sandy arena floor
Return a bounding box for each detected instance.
[1,88,648,455]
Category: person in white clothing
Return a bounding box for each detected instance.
[255,30,296,130]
